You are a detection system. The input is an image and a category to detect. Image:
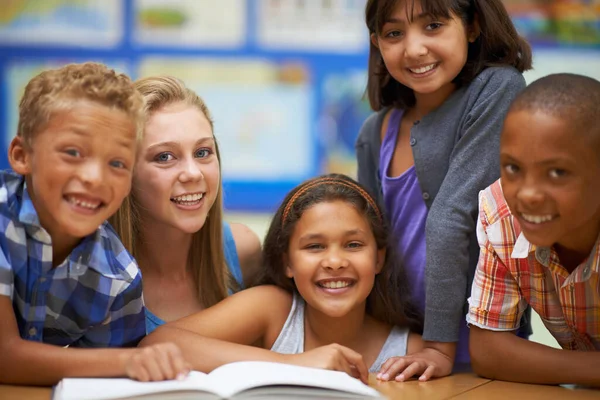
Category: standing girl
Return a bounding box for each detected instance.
[356,0,532,381]
[141,174,423,382]
[110,76,262,334]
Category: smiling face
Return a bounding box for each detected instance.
[132,102,220,234]
[9,101,136,252]
[500,110,600,254]
[372,0,474,106]
[285,200,385,318]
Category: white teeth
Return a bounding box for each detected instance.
[409,63,436,74]
[67,196,100,210]
[320,281,351,289]
[172,193,203,203]
[521,213,555,224]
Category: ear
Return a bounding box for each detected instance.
[375,248,386,274]
[283,253,294,278]
[8,136,32,175]
[468,14,481,43]
[370,33,380,49]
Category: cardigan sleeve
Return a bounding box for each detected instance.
[422,67,526,342]
[355,110,387,208]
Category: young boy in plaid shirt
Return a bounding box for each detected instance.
[0,62,190,385]
[468,73,600,386]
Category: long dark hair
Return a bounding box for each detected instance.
[366,0,533,110]
[255,173,423,333]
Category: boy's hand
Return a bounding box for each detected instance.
[377,347,453,382]
[122,343,191,382]
[284,343,369,384]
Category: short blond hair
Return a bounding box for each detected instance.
[17,62,145,147]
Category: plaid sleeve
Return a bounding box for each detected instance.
[0,236,14,298]
[467,210,526,331]
[80,265,146,347]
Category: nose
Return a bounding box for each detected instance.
[516,179,545,207]
[78,160,104,188]
[321,248,349,270]
[404,32,428,59]
[179,157,204,182]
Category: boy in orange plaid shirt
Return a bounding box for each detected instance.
[467,73,600,386]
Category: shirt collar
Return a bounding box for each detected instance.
[512,231,600,275]
[14,178,121,277]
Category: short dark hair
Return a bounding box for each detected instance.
[366,0,532,111]
[508,73,600,143]
[255,173,423,333]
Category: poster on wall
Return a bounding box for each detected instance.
[318,69,370,178]
[138,58,314,182]
[257,0,369,53]
[3,59,130,150]
[0,0,123,47]
[133,0,246,49]
[504,0,600,46]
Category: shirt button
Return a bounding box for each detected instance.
[422,192,430,200]
[410,137,417,146]
[28,327,37,337]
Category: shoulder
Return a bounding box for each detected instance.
[478,179,514,228]
[356,108,390,146]
[477,179,521,251]
[93,222,141,285]
[229,285,293,316]
[470,66,526,96]
[228,222,262,286]
[0,171,24,216]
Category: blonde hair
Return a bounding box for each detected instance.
[110,75,232,308]
[17,62,145,147]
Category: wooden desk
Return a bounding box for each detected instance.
[370,373,490,400]
[0,384,51,400]
[456,380,600,400]
[0,374,597,400]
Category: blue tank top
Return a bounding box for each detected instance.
[145,222,243,333]
[379,108,471,364]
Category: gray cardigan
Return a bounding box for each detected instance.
[356,66,526,342]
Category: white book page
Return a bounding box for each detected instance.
[205,361,380,398]
[54,371,210,400]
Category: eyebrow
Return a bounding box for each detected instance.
[384,12,434,24]
[146,137,215,152]
[69,128,133,149]
[299,229,365,241]
[501,153,574,166]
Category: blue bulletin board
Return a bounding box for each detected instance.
[1,0,599,212]
[0,0,372,212]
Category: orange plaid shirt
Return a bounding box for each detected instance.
[467,179,600,351]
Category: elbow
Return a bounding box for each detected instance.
[469,327,498,379]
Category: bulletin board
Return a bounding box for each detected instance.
[0,0,599,212]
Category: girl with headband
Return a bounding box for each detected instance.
[140,174,424,382]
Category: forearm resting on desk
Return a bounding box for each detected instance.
[0,337,139,386]
[141,325,288,372]
[470,326,600,386]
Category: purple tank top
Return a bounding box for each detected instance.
[379,108,470,364]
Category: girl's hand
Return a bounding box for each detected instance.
[377,347,453,382]
[122,342,191,382]
[284,343,369,384]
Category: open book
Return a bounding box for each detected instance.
[53,361,383,399]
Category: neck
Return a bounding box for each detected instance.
[304,302,368,350]
[413,83,457,119]
[136,219,193,279]
[51,235,82,268]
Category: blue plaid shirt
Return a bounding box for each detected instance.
[0,171,145,347]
